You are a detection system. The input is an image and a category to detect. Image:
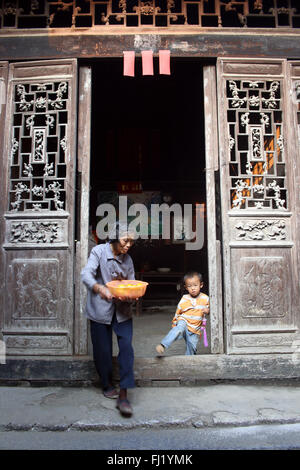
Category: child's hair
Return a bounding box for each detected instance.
[183,271,203,285]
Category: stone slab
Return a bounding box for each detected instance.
[1,354,300,385]
[1,382,300,432]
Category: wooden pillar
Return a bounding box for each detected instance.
[203,65,224,354]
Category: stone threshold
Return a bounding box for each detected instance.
[1,353,300,385]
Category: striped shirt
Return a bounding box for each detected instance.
[172,293,209,336]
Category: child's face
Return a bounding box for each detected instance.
[185,276,203,297]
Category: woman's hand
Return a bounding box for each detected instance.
[116,296,139,303]
[202,307,210,315]
[93,284,113,301]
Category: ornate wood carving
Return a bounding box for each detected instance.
[234,219,287,240]
[0,1,299,30]
[237,256,288,319]
[8,80,69,212]
[9,221,60,244]
[226,78,287,210]
[11,259,59,320]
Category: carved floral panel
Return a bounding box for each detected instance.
[8,81,69,212]
[226,79,287,210]
[9,220,61,244]
[236,256,289,318]
[11,259,59,319]
[234,219,287,241]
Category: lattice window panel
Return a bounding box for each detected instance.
[226,79,287,210]
[0,0,299,29]
[8,81,69,212]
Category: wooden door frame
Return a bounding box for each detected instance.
[74,65,92,355]
[203,65,224,354]
[75,61,225,356]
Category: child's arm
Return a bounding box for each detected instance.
[202,297,210,315]
[171,305,182,327]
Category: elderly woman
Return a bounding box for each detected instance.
[81,222,136,417]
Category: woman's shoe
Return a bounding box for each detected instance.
[103,387,119,399]
[116,398,133,417]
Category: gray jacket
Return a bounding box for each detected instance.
[81,242,135,324]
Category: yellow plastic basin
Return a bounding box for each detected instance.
[106,280,149,299]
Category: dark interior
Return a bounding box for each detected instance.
[89,58,208,305]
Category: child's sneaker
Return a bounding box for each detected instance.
[156,344,165,355]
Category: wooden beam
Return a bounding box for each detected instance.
[1,33,300,60]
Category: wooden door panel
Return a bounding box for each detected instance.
[0,61,9,343]
[217,58,300,354]
[0,59,77,355]
[230,248,296,353]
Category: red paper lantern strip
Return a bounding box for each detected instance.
[123,51,135,77]
[142,50,154,76]
[123,50,171,76]
[159,50,171,75]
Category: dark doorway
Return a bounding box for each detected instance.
[89,58,210,356]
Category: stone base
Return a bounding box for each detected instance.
[1,353,300,386]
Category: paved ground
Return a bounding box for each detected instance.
[1,380,300,432]
[1,423,300,450]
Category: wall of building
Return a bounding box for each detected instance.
[0,29,300,381]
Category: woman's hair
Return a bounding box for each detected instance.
[108,221,130,244]
[183,271,203,284]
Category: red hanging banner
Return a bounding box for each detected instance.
[123,51,135,77]
[142,50,154,76]
[159,50,171,75]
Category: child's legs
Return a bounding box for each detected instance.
[184,330,199,355]
[161,320,186,350]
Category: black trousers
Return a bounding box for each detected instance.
[90,314,135,390]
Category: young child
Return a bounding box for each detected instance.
[156,271,209,356]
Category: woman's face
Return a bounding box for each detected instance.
[116,234,135,255]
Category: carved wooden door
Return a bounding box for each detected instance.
[0,61,9,349]
[217,58,300,354]
[0,60,77,355]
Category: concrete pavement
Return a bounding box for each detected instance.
[1,380,300,432]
